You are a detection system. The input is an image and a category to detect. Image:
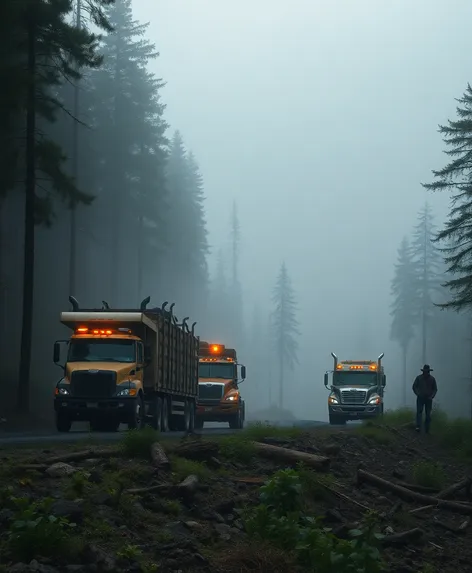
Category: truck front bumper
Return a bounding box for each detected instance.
[329,404,382,420]
[54,397,135,422]
[196,402,240,422]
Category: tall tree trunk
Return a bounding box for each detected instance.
[137,214,143,300]
[422,308,427,364]
[279,350,284,410]
[402,344,407,406]
[18,11,36,413]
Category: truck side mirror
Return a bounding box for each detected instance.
[324,372,329,387]
[382,375,386,387]
[241,365,246,380]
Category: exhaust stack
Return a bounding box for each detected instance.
[377,352,384,370]
[331,352,338,370]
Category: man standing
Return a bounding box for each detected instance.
[412,365,437,434]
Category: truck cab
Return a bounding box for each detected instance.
[324,352,386,425]
[196,342,246,429]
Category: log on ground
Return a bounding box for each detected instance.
[252,441,330,471]
[357,469,472,515]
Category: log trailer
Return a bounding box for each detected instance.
[53,296,198,433]
[196,342,246,429]
[324,352,386,425]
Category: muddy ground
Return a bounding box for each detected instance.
[0,421,471,573]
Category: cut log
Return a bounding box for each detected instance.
[16,464,49,473]
[436,477,472,500]
[382,527,424,547]
[395,481,439,494]
[358,470,472,515]
[150,442,170,470]
[252,441,330,471]
[171,440,219,462]
[177,474,199,501]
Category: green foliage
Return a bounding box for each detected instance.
[241,421,303,440]
[6,497,76,561]
[381,408,415,426]
[244,468,385,572]
[169,455,212,483]
[217,435,256,463]
[121,426,160,458]
[411,461,446,489]
[117,543,143,560]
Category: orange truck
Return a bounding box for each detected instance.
[53,296,199,433]
[196,342,247,429]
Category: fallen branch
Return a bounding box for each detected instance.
[125,484,169,495]
[381,527,424,547]
[357,470,472,515]
[252,441,330,471]
[16,464,48,473]
[150,442,170,470]
[409,505,436,514]
[433,516,468,535]
[436,477,472,500]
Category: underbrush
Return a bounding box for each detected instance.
[243,468,385,572]
[411,460,446,489]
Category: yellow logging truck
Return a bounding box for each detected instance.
[53,296,198,433]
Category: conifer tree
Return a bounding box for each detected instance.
[390,237,416,405]
[410,202,442,363]
[271,262,299,410]
[423,84,472,311]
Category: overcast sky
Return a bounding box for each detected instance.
[132,0,472,416]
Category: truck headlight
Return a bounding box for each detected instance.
[328,395,339,405]
[57,387,69,396]
[116,387,137,397]
[225,394,239,401]
[368,395,381,405]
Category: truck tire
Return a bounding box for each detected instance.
[56,413,72,433]
[182,399,191,432]
[160,397,169,432]
[229,408,243,429]
[149,396,162,430]
[188,400,195,432]
[128,396,144,430]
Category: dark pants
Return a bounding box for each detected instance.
[416,396,433,432]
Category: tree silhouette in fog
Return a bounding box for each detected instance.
[390,237,416,405]
[424,84,472,312]
[271,262,299,410]
[410,202,442,364]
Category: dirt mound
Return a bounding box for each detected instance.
[0,422,471,572]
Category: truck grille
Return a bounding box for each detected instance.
[70,370,117,398]
[198,383,224,402]
[341,390,367,404]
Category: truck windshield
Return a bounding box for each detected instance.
[333,372,378,386]
[199,362,235,379]
[68,339,136,363]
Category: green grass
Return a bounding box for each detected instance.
[239,422,303,441]
[381,407,416,426]
[120,426,160,458]
[169,455,212,482]
[355,423,394,445]
[411,460,446,489]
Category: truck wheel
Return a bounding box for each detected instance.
[160,397,169,432]
[128,396,144,430]
[188,400,195,432]
[182,399,191,432]
[56,413,72,433]
[229,409,243,430]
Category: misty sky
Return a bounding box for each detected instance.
[133,0,472,416]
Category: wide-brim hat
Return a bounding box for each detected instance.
[421,364,433,372]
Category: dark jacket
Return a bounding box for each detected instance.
[412,374,437,399]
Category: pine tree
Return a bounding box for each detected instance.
[228,201,244,350]
[13,0,110,412]
[271,262,300,410]
[410,202,442,363]
[423,84,472,311]
[390,237,416,405]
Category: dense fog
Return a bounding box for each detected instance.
[2,0,472,426]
